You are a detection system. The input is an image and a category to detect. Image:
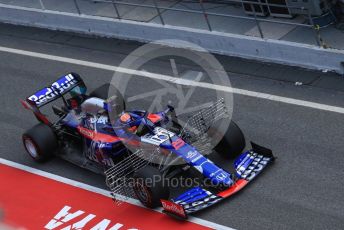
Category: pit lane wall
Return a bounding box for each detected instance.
[0,3,343,75]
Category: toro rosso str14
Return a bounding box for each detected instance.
[21,73,275,219]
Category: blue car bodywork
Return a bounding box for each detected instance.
[22,73,275,219]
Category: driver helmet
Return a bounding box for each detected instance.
[120,113,131,123]
[80,97,105,115]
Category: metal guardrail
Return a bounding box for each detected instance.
[89,0,328,47]
[0,0,337,48]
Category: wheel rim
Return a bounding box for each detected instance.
[24,139,38,158]
[134,181,149,204]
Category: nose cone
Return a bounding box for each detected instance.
[169,140,234,187]
[210,170,233,187]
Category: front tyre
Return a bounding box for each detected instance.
[133,166,170,208]
[22,123,58,162]
[213,120,246,159]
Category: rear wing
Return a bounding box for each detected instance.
[21,73,86,124]
[24,73,86,108]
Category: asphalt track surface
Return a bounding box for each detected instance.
[0,23,344,230]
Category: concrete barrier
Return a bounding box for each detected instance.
[0,3,343,75]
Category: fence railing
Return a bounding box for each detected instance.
[0,0,337,48]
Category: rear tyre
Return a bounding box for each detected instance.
[89,83,126,111]
[213,120,246,159]
[133,166,170,208]
[22,123,58,162]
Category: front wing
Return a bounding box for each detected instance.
[161,142,275,219]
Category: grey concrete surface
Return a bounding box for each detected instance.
[0,3,343,75]
[1,0,343,49]
[0,24,344,230]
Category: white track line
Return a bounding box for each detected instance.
[0,158,234,230]
[1,46,344,114]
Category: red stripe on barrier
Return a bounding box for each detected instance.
[0,164,211,230]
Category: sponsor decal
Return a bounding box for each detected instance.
[185,150,203,163]
[193,158,213,175]
[78,126,95,139]
[191,155,203,163]
[90,116,109,125]
[215,172,227,181]
[161,200,187,218]
[141,127,175,146]
[28,87,55,105]
[28,74,78,106]
[186,150,197,159]
[172,139,185,150]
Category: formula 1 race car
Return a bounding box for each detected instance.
[21,73,275,219]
